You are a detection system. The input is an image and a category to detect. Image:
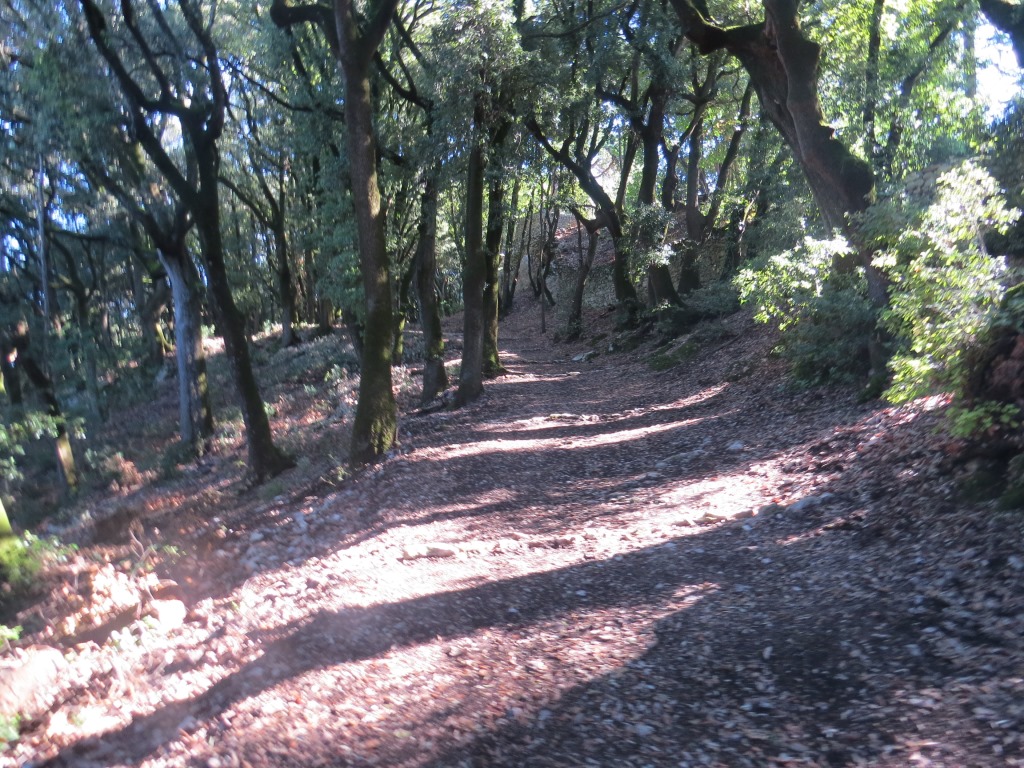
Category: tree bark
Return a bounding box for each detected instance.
[414,173,448,404]
[345,66,398,463]
[195,197,293,480]
[270,0,402,464]
[567,215,599,340]
[158,245,213,453]
[499,176,521,318]
[482,172,506,377]
[456,141,488,406]
[274,223,298,348]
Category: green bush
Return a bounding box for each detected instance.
[863,160,1021,434]
[734,236,874,383]
[686,281,742,319]
[0,534,62,593]
[625,203,673,283]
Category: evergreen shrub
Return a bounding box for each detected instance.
[734,236,874,384]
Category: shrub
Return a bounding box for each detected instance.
[863,160,1021,434]
[0,533,63,594]
[735,236,875,383]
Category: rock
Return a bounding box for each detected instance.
[400,543,459,560]
[571,351,597,363]
[147,599,188,632]
[0,645,68,721]
[789,495,823,513]
[727,440,745,452]
[634,723,655,737]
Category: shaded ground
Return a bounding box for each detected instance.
[5,301,1024,767]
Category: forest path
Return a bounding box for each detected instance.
[27,305,1024,767]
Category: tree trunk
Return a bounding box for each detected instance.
[15,329,77,497]
[662,142,681,210]
[635,94,681,308]
[414,173,448,404]
[567,221,598,340]
[482,173,506,378]
[499,178,521,318]
[392,260,415,365]
[274,223,298,348]
[195,204,292,481]
[672,0,878,273]
[159,247,213,453]
[135,269,170,369]
[345,69,398,464]
[456,141,488,406]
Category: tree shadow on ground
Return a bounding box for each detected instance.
[40,493,990,767]
[153,355,871,614]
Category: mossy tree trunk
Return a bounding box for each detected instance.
[344,65,399,463]
[271,0,400,464]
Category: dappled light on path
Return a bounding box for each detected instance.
[16,309,1024,768]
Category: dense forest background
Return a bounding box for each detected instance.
[1,0,1023,531]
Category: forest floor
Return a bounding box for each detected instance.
[3,300,1024,768]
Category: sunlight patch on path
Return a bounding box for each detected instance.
[410,417,708,463]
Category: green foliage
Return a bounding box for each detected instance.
[159,440,196,480]
[865,161,1020,418]
[735,237,875,383]
[0,624,22,649]
[649,341,698,371]
[736,236,852,329]
[0,713,20,745]
[0,411,63,484]
[0,533,63,593]
[84,448,144,491]
[625,203,673,283]
[686,281,742,318]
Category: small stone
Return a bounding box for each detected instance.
[0,645,68,721]
[148,599,188,631]
[634,723,655,737]
[249,531,264,542]
[789,496,822,513]
[727,441,745,452]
